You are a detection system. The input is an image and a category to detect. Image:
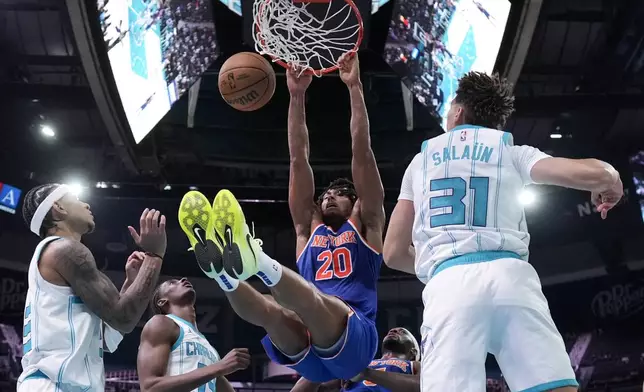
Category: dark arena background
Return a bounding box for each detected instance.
[2,0,644,391]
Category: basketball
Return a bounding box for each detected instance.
[218,52,276,111]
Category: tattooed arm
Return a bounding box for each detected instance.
[43,239,162,333]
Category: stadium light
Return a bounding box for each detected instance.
[550,133,562,139]
[163,184,172,191]
[41,125,56,138]
[189,186,198,191]
[67,182,87,197]
[519,189,536,206]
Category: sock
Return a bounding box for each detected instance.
[255,251,283,287]
[213,271,239,292]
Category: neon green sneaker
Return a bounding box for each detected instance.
[178,191,231,286]
[211,189,262,281]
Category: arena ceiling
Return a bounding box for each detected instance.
[1,0,644,281]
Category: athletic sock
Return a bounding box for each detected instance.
[255,251,283,287]
[213,271,239,292]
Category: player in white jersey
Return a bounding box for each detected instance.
[18,183,168,392]
[383,72,623,392]
[137,277,250,392]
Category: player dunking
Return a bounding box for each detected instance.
[178,53,385,382]
[137,277,250,392]
[292,327,421,392]
[17,184,167,392]
[384,72,623,391]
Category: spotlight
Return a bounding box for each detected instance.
[95,182,108,189]
[550,133,562,139]
[41,125,55,138]
[519,189,536,206]
[189,186,198,191]
[163,184,172,191]
[67,182,86,197]
[111,184,120,189]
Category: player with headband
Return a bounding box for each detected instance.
[17,183,168,392]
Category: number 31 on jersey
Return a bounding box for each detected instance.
[429,177,490,228]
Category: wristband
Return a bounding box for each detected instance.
[144,251,164,260]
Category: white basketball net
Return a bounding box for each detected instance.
[253,0,361,77]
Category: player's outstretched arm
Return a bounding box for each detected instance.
[512,145,623,219]
[138,316,251,392]
[286,67,318,247]
[383,159,417,274]
[357,361,421,392]
[339,53,385,236]
[47,209,166,333]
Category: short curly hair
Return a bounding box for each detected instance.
[317,178,357,206]
[453,71,515,130]
[22,183,61,238]
[150,281,168,315]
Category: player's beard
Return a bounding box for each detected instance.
[382,338,408,356]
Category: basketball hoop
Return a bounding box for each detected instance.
[253,0,363,77]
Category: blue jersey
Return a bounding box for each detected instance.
[297,220,382,321]
[344,358,415,392]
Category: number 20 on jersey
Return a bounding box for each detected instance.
[315,247,353,281]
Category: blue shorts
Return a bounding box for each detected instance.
[261,308,378,382]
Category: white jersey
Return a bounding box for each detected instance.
[165,314,221,392]
[18,236,106,391]
[398,125,550,282]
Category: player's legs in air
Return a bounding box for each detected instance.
[179,189,378,382]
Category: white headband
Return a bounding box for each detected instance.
[30,185,71,235]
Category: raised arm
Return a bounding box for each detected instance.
[359,362,421,392]
[47,209,166,333]
[286,67,318,248]
[511,145,623,218]
[46,240,160,333]
[138,316,250,392]
[339,54,385,236]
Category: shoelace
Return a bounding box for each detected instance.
[249,222,264,248]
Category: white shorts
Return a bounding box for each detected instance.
[18,374,105,392]
[420,257,578,392]
[17,378,57,392]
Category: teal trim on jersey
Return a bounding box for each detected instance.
[448,124,482,132]
[56,297,77,392]
[430,251,520,279]
[82,356,92,392]
[518,378,579,392]
[171,325,185,351]
[421,140,428,152]
[167,314,207,340]
[24,369,49,380]
[34,282,41,353]
[502,132,513,146]
[71,296,83,304]
[494,134,506,250]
